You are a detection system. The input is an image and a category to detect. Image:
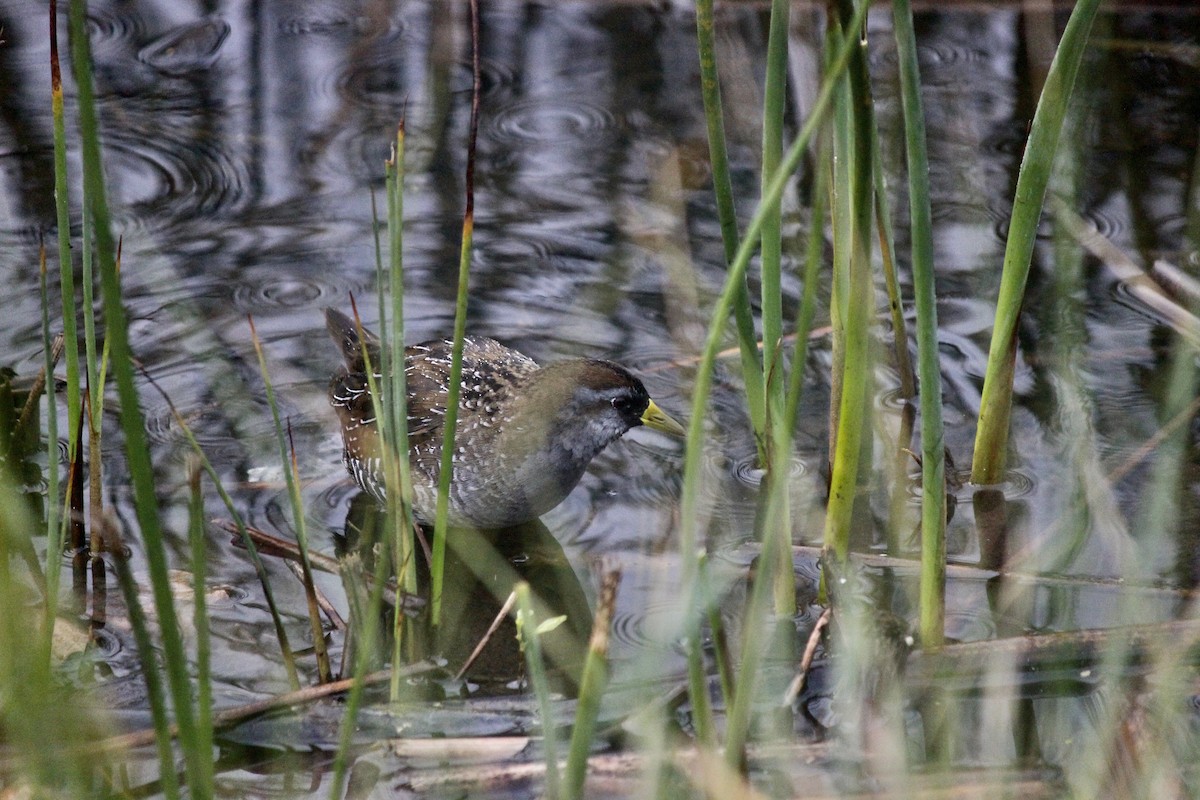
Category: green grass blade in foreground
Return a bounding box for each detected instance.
[327,506,396,800]
[822,0,876,568]
[722,472,790,773]
[516,583,562,800]
[0,463,110,795]
[564,568,620,800]
[37,244,63,665]
[693,0,766,446]
[684,552,717,747]
[386,127,417,594]
[759,0,788,421]
[970,0,1101,484]
[186,462,215,795]
[66,0,209,787]
[144,370,302,690]
[248,318,333,684]
[49,0,83,493]
[107,523,183,800]
[678,0,869,582]
[783,133,830,429]
[759,0,796,617]
[893,0,946,646]
[432,0,483,629]
[382,128,419,686]
[42,2,71,660]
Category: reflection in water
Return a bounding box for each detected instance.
[338,491,590,694]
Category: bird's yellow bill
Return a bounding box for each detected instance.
[641,400,685,436]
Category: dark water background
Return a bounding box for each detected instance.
[2,0,1200,792]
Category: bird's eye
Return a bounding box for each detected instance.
[611,395,633,414]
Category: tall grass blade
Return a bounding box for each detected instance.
[759,0,789,436]
[431,0,482,629]
[759,0,796,618]
[684,553,717,748]
[970,0,1102,483]
[822,0,876,568]
[186,460,215,796]
[516,582,562,800]
[380,124,419,691]
[722,518,784,774]
[327,507,396,799]
[0,463,110,795]
[248,318,332,684]
[783,133,830,429]
[693,0,766,448]
[142,368,302,690]
[49,0,82,487]
[892,0,946,646]
[67,0,211,787]
[678,0,869,585]
[107,519,182,800]
[564,567,621,800]
[37,240,63,666]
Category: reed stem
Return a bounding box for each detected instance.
[693,0,766,448]
[678,0,869,587]
[431,0,482,629]
[516,582,562,800]
[892,0,947,648]
[970,0,1102,483]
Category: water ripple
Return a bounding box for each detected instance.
[137,17,230,76]
[103,118,252,231]
[484,98,617,147]
[228,266,368,313]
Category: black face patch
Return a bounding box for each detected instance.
[610,388,650,427]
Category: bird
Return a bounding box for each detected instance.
[325,308,684,529]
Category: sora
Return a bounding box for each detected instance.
[326,309,684,529]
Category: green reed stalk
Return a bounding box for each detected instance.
[430,0,482,630]
[67,0,211,788]
[385,127,416,586]
[186,461,215,797]
[759,0,789,442]
[892,0,946,647]
[362,218,413,689]
[382,126,419,687]
[144,371,301,689]
[516,582,562,800]
[970,0,1101,484]
[693,0,766,448]
[43,2,71,660]
[722,484,788,774]
[1,464,98,795]
[872,149,915,408]
[328,516,396,800]
[684,554,717,748]
[822,0,875,568]
[107,525,181,800]
[871,112,919,556]
[82,216,108,570]
[564,568,620,800]
[784,134,831,429]
[248,319,332,684]
[49,0,82,478]
[678,0,869,584]
[699,552,734,708]
[36,243,62,665]
[759,0,796,618]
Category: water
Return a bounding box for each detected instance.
[2,0,1200,794]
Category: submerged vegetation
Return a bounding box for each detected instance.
[3,0,1200,797]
